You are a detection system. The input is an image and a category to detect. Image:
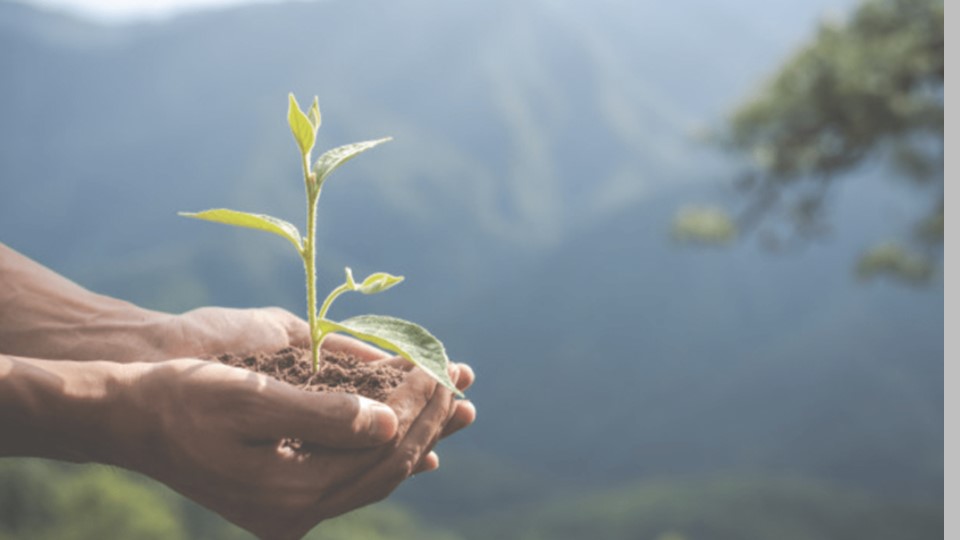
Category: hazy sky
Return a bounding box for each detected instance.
[17,0,290,22]
[18,0,860,26]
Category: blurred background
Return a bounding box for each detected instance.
[0,0,943,538]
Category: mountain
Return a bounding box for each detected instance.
[0,0,941,535]
[0,0,859,291]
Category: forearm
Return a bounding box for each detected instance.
[0,353,145,466]
[0,243,171,361]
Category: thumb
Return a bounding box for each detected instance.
[251,382,398,448]
[262,307,311,348]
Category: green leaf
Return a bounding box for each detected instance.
[307,96,322,131]
[313,137,392,185]
[319,315,461,396]
[356,272,404,294]
[288,93,316,157]
[179,209,303,252]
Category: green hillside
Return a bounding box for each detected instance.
[1,460,941,540]
[467,475,942,540]
[0,459,463,540]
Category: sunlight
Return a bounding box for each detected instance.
[19,0,290,22]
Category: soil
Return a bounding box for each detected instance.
[214,346,404,403]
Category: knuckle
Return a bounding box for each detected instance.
[395,446,420,481]
[265,306,295,317]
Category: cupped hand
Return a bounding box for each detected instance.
[170,306,478,454]
[118,356,465,540]
[144,306,309,361]
[149,306,395,361]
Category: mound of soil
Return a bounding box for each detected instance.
[214,346,404,403]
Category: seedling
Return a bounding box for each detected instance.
[180,94,460,395]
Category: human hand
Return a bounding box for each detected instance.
[0,243,409,365]
[162,306,477,467]
[139,305,398,363]
[2,284,476,472]
[115,356,468,540]
[44,304,374,363]
[151,306,311,361]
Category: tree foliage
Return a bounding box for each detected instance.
[680,0,943,282]
[0,460,185,540]
[730,0,942,184]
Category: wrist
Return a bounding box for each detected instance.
[0,355,148,466]
[0,257,173,362]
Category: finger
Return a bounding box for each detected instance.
[414,451,440,474]
[385,366,439,436]
[441,400,476,439]
[454,363,475,392]
[349,382,453,505]
[321,333,390,362]
[389,383,455,477]
[312,372,445,510]
[251,383,398,448]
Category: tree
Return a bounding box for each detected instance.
[674,0,943,283]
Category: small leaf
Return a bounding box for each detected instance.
[356,272,404,295]
[288,93,316,157]
[308,96,322,131]
[320,315,461,396]
[313,137,392,186]
[179,209,303,252]
[344,267,357,289]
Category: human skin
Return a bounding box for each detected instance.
[0,243,476,539]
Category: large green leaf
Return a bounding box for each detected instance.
[319,315,461,396]
[287,93,316,157]
[313,138,392,185]
[179,209,303,252]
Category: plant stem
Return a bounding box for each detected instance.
[318,283,351,321]
[301,153,322,372]
[305,200,320,371]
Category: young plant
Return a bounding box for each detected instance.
[180,93,460,395]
